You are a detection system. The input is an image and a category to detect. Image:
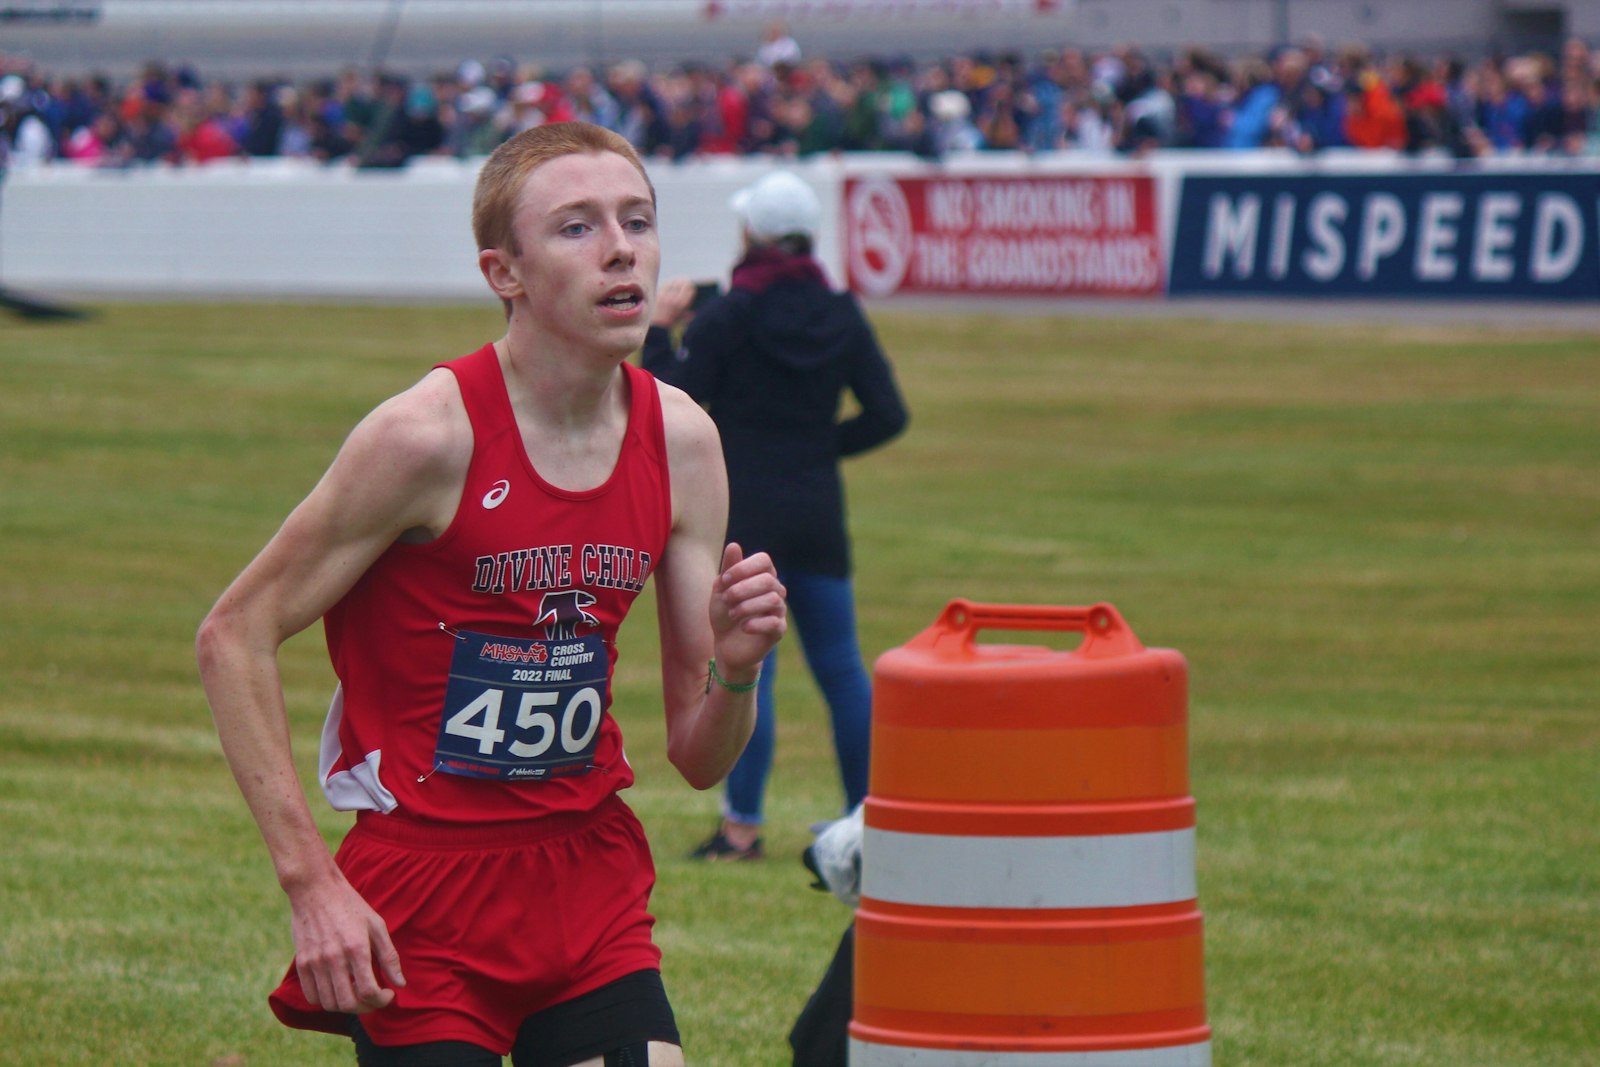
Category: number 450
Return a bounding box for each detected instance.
[445,687,602,757]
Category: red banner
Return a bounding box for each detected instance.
[843,174,1163,298]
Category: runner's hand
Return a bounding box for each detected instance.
[288,874,406,1014]
[709,542,786,676]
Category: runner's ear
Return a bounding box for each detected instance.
[479,247,524,301]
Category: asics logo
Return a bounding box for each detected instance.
[482,480,511,509]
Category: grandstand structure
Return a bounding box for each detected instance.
[4,0,1599,80]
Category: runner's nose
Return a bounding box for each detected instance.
[602,219,638,270]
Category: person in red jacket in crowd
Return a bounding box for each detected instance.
[173,86,240,163]
[1342,64,1407,149]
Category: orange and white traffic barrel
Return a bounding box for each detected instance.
[851,600,1209,1066]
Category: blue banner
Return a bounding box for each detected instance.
[1169,172,1600,300]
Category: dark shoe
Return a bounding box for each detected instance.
[688,829,764,861]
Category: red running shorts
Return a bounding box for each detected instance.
[268,793,663,1053]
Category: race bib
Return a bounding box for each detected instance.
[432,629,608,781]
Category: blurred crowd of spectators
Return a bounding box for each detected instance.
[3,25,1599,170]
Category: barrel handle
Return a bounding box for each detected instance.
[912,599,1146,659]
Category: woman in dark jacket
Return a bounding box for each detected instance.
[643,170,908,860]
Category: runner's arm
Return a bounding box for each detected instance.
[652,384,786,789]
[196,373,466,1013]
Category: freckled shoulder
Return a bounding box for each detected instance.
[327,366,476,546]
[650,376,726,535]
[652,376,723,468]
[356,367,474,478]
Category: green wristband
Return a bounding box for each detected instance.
[706,658,760,694]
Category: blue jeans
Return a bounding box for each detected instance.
[723,572,872,826]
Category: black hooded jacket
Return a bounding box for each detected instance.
[641,271,908,577]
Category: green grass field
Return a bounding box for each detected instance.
[1,300,1596,1066]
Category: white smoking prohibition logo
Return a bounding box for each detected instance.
[847,177,913,297]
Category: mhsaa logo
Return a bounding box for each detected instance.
[478,640,547,664]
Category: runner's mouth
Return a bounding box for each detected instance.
[601,288,643,310]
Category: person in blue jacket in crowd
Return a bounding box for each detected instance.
[642,170,908,860]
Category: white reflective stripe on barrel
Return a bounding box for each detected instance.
[849,1039,1212,1067]
[862,826,1197,909]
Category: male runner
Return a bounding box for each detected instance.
[196,122,786,1066]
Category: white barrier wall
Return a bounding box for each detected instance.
[0,156,848,301]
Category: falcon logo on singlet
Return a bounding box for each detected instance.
[534,589,599,640]
[481,479,511,509]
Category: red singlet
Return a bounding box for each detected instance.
[317,344,673,824]
[271,347,676,1049]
